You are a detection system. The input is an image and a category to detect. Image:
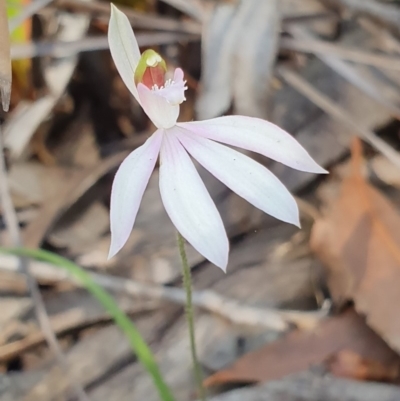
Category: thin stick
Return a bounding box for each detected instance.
[0,253,326,331]
[10,32,198,60]
[0,124,89,401]
[280,37,400,71]
[177,233,206,401]
[56,0,201,34]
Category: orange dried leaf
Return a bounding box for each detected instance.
[311,138,400,352]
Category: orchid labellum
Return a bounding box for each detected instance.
[108,5,326,271]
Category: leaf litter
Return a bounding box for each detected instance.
[3,0,400,400]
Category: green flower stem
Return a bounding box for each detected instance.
[177,233,207,401]
[0,247,175,401]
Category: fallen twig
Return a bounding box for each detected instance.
[57,0,201,34]
[10,32,199,60]
[280,37,400,71]
[0,254,328,332]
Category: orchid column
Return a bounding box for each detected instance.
[107,4,326,400]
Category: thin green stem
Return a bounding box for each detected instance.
[0,247,175,401]
[177,233,207,401]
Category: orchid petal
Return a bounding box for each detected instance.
[109,130,163,258]
[159,131,229,270]
[137,83,180,129]
[178,116,327,174]
[108,4,141,101]
[176,128,300,226]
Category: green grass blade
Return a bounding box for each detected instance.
[0,247,175,401]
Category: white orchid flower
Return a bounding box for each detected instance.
[107,5,327,271]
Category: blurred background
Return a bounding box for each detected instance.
[2,0,400,400]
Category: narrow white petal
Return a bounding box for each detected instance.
[108,4,141,101]
[178,116,327,174]
[176,128,300,226]
[109,130,163,258]
[159,131,229,270]
[137,83,179,129]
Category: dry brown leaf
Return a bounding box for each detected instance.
[326,349,400,383]
[311,138,400,352]
[204,309,400,386]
